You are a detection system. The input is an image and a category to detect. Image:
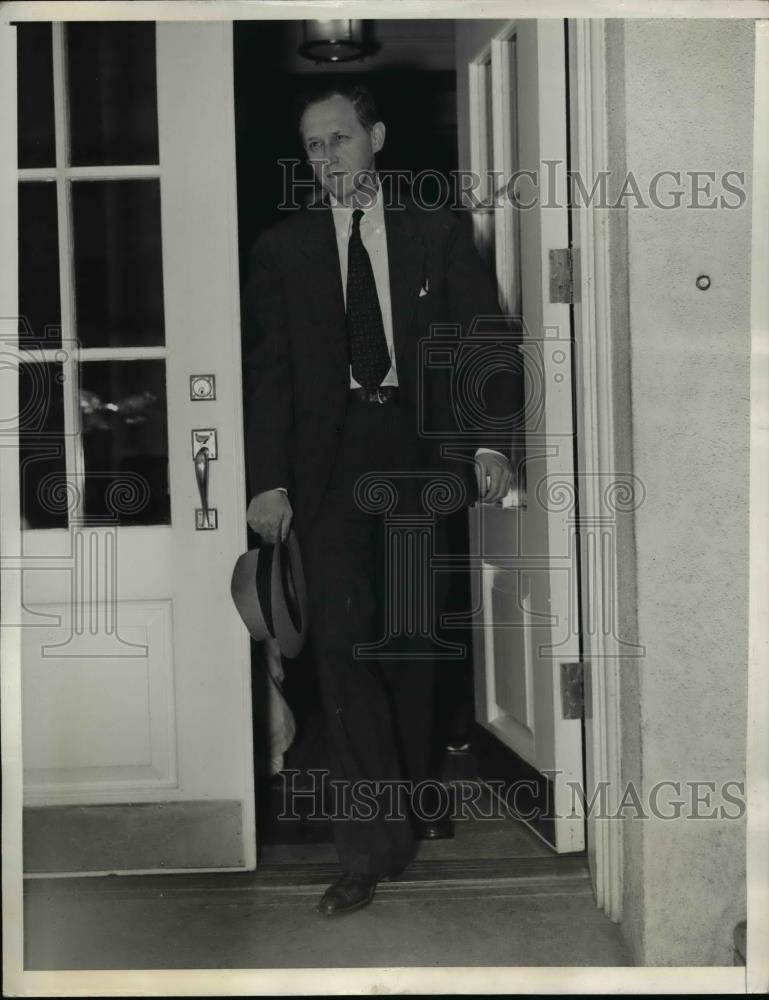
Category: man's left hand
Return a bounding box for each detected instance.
[475,451,513,504]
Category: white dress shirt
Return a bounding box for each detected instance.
[329,185,398,388]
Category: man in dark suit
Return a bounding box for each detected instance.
[243,81,515,915]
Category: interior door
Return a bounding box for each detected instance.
[14,20,255,873]
[467,19,584,853]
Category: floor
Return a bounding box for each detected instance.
[23,793,631,970]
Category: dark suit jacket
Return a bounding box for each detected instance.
[241,196,517,536]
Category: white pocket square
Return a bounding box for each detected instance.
[419,282,429,297]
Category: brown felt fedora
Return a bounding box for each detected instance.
[230,530,308,659]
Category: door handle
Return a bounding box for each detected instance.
[478,474,524,509]
[194,444,218,530]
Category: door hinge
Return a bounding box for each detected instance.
[560,661,584,719]
[549,248,579,304]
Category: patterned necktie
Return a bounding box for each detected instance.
[346,208,391,391]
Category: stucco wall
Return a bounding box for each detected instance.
[615,17,753,965]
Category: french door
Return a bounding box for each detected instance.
[9,19,255,873]
[467,19,585,853]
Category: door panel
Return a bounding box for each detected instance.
[467,19,584,853]
[16,21,255,872]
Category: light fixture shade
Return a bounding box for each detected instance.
[298,19,376,63]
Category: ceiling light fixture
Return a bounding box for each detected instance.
[298,19,377,64]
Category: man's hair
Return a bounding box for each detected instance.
[295,80,381,134]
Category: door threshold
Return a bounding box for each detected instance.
[257,853,589,885]
[22,854,594,913]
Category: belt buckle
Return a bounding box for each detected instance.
[376,387,387,404]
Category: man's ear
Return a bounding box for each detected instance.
[370,121,386,154]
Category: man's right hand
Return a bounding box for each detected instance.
[246,489,293,545]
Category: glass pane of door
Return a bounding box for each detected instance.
[79,359,170,525]
[17,22,55,168]
[72,179,165,349]
[18,181,61,349]
[19,361,67,529]
[66,22,159,167]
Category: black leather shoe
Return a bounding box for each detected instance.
[414,816,455,840]
[318,873,380,916]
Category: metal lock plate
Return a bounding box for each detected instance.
[195,508,218,530]
[190,374,216,401]
[191,428,218,460]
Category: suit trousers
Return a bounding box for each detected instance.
[299,396,449,875]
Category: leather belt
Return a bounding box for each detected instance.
[349,386,400,404]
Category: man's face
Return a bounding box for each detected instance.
[300,94,385,205]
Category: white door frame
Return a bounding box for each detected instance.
[567,17,623,922]
[0,12,24,975]
[465,16,624,919]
